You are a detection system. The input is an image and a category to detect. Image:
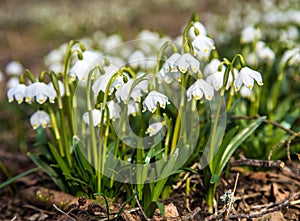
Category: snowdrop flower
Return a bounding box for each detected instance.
[281,48,300,66]
[206,67,236,91]
[176,53,200,74]
[106,101,121,121]
[69,51,100,81]
[127,100,139,116]
[83,109,102,127]
[7,83,26,104]
[48,80,65,102]
[240,26,262,43]
[256,41,275,62]
[25,82,54,104]
[188,21,207,39]
[146,122,164,136]
[5,61,24,76]
[192,35,215,59]
[143,91,170,113]
[234,67,263,91]
[187,79,214,101]
[30,110,50,129]
[92,65,120,95]
[203,59,222,78]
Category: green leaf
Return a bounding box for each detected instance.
[48,143,71,177]
[212,116,265,180]
[0,167,39,189]
[145,201,165,218]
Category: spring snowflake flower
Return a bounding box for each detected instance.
[176,53,200,74]
[106,101,121,121]
[186,79,214,101]
[146,122,164,136]
[234,67,263,91]
[240,26,262,43]
[92,65,121,95]
[25,82,54,104]
[69,51,100,81]
[5,61,24,76]
[203,59,222,78]
[48,80,65,101]
[83,109,102,127]
[256,41,275,62]
[162,53,182,73]
[281,48,300,66]
[240,86,253,98]
[115,78,148,103]
[30,110,51,129]
[127,100,139,116]
[7,83,26,104]
[192,35,215,59]
[188,21,207,39]
[143,91,170,113]
[128,50,146,69]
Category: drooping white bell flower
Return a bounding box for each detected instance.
[240,86,253,98]
[127,100,139,116]
[240,26,262,43]
[106,101,121,121]
[175,53,200,74]
[48,80,65,102]
[5,61,24,76]
[188,21,207,39]
[203,59,222,78]
[143,91,170,113]
[30,110,51,129]
[256,41,275,62]
[186,79,214,101]
[128,50,146,69]
[146,122,164,136]
[206,68,235,91]
[25,82,53,104]
[281,48,300,66]
[115,78,148,103]
[83,109,102,127]
[69,51,100,81]
[92,65,121,95]
[192,35,215,59]
[234,67,263,91]
[7,83,26,104]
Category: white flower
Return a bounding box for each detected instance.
[240,26,262,43]
[143,91,170,113]
[69,51,100,81]
[161,53,181,73]
[7,83,26,104]
[106,101,121,121]
[83,109,102,127]
[186,79,214,101]
[188,21,207,39]
[206,68,235,91]
[92,65,120,95]
[176,53,200,74]
[7,77,20,89]
[256,41,275,62]
[281,48,300,66]
[115,78,148,103]
[48,80,65,102]
[203,59,222,78]
[100,34,122,51]
[5,61,23,76]
[128,50,146,69]
[192,35,215,59]
[25,82,53,104]
[234,67,263,91]
[30,110,50,129]
[127,100,139,116]
[240,86,253,98]
[146,122,163,136]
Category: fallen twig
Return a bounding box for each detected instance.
[231,153,285,169]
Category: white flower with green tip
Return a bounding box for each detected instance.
[234,67,263,91]
[187,79,214,101]
[7,84,26,104]
[30,110,50,129]
[192,35,215,59]
[146,122,164,136]
[143,91,170,113]
[25,82,53,104]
